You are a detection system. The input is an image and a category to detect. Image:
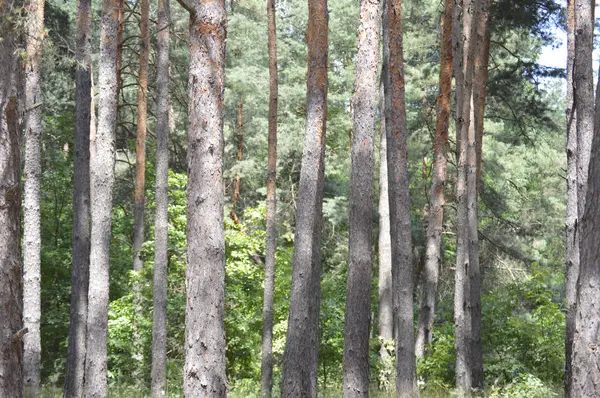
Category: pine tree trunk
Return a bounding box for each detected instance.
[84,0,120,394]
[570,0,597,395]
[474,35,490,192]
[181,0,228,395]
[260,0,278,395]
[377,81,394,390]
[281,0,328,395]
[230,101,243,224]
[383,0,416,394]
[415,0,452,360]
[342,0,380,395]
[132,0,150,375]
[150,0,170,394]
[64,0,93,395]
[22,0,45,395]
[467,0,490,388]
[0,23,22,394]
[564,0,578,393]
[453,0,480,390]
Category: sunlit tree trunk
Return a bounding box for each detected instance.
[564,0,578,393]
[281,0,328,395]
[260,0,278,395]
[132,0,150,376]
[0,14,22,393]
[383,0,416,394]
[570,0,597,395]
[415,0,452,360]
[177,0,228,395]
[230,101,244,224]
[84,0,120,394]
[150,0,170,394]
[342,0,380,395]
[64,0,93,395]
[22,0,45,395]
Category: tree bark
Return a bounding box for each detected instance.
[281,0,328,395]
[260,0,278,395]
[453,0,481,390]
[415,0,452,361]
[474,35,490,192]
[383,0,416,394]
[84,0,120,395]
[342,0,380,395]
[180,0,228,395]
[564,0,578,393]
[22,0,45,395]
[64,0,93,395]
[132,0,150,376]
[0,18,22,393]
[230,100,243,224]
[150,0,170,394]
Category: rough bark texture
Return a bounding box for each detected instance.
[474,35,490,192]
[64,0,93,395]
[383,0,416,394]
[415,0,452,360]
[281,0,328,395]
[453,0,481,390]
[132,0,150,376]
[150,0,170,394]
[181,0,228,396]
[564,0,578,393]
[260,0,278,395]
[342,0,380,395]
[570,0,597,394]
[23,0,45,395]
[84,0,119,394]
[0,19,22,394]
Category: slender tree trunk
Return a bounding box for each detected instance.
[570,0,597,395]
[180,0,228,395]
[64,0,93,396]
[260,0,278,395]
[84,0,120,394]
[281,0,328,395]
[0,17,22,393]
[474,35,490,192]
[22,0,45,395]
[415,0,452,360]
[383,0,416,394]
[377,82,394,390]
[132,0,150,376]
[564,0,578,393]
[342,0,380,396]
[453,0,480,390]
[467,0,490,388]
[150,0,170,394]
[230,101,243,224]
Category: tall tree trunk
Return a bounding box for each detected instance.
[84,0,120,394]
[383,0,416,394]
[453,0,480,390]
[260,0,278,395]
[64,0,93,395]
[230,101,243,224]
[474,35,490,192]
[342,0,380,396]
[564,0,578,393]
[179,0,228,395]
[22,0,45,395]
[281,0,328,395]
[467,0,490,388]
[415,0,452,360]
[570,0,597,394]
[0,17,22,393]
[132,0,150,376]
[377,81,394,390]
[150,0,170,394]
